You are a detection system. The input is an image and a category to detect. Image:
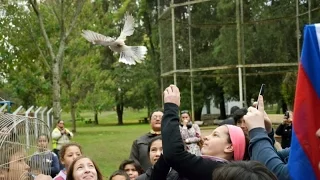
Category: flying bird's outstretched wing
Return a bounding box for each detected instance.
[81,30,116,46]
[117,14,135,42]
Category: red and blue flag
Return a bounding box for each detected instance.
[288,24,320,180]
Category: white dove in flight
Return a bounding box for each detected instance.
[81,14,147,65]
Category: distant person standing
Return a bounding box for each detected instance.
[52,120,73,169]
[276,111,292,149]
[179,110,201,156]
[129,110,163,171]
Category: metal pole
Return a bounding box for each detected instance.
[308,0,311,24]
[12,106,23,133]
[296,0,300,61]
[171,0,177,85]
[158,0,164,108]
[25,106,34,148]
[13,106,23,115]
[47,108,53,129]
[41,107,48,133]
[0,104,7,112]
[34,107,42,138]
[240,0,247,107]
[187,0,195,121]
[236,0,243,107]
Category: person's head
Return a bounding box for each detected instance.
[147,136,163,165]
[284,111,293,125]
[37,134,50,152]
[57,120,65,129]
[119,159,143,180]
[59,142,83,170]
[233,108,248,135]
[109,170,130,180]
[212,161,277,180]
[149,109,163,132]
[66,156,103,180]
[180,110,191,123]
[230,106,240,115]
[201,125,249,161]
[0,144,30,180]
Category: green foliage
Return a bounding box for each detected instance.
[281,72,297,109]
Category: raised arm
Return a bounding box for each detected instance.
[162,85,222,180]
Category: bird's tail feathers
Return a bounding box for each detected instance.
[119,46,147,65]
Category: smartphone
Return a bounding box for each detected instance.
[257,84,265,109]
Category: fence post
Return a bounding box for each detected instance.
[47,108,53,129]
[0,104,7,112]
[12,106,23,134]
[25,106,34,148]
[34,107,42,138]
[41,107,48,133]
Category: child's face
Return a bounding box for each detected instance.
[37,136,48,151]
[201,126,233,158]
[7,151,30,180]
[124,164,139,180]
[149,139,163,165]
[72,158,97,180]
[61,146,82,170]
[112,175,127,180]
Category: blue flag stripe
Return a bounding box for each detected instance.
[301,24,320,98]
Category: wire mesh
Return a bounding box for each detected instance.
[0,112,51,180]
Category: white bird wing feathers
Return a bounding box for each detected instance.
[117,14,135,41]
[81,30,116,46]
[82,14,147,65]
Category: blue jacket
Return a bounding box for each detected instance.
[30,151,60,177]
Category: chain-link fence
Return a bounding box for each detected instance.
[158,0,319,120]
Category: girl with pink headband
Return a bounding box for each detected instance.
[160,85,249,180]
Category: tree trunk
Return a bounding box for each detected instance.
[116,91,124,125]
[94,110,99,124]
[219,91,226,119]
[52,57,61,123]
[70,102,76,133]
[194,107,202,121]
[116,103,123,125]
[205,98,211,114]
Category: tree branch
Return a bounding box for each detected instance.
[65,0,86,38]
[26,18,51,71]
[47,1,61,25]
[60,0,65,41]
[28,0,56,61]
[59,0,85,74]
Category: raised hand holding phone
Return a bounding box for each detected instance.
[257,84,265,109]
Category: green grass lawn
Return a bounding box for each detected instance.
[72,125,150,178]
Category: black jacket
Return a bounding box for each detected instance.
[130,132,160,171]
[276,123,292,148]
[161,103,224,180]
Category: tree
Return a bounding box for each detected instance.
[28,0,85,123]
[281,72,297,110]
